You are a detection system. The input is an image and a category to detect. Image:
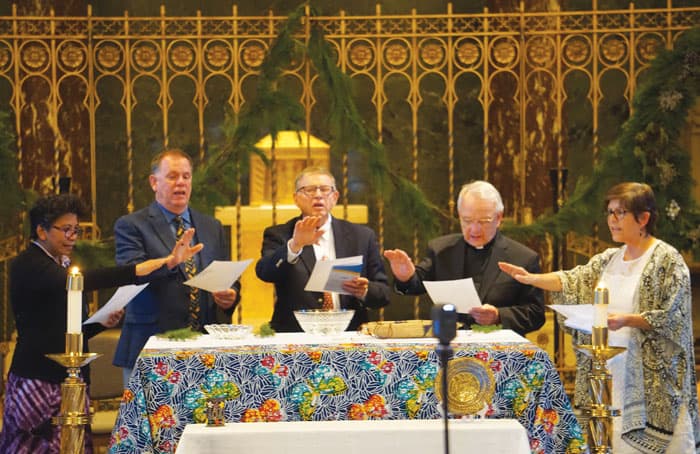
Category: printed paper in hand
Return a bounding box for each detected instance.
[548,304,593,334]
[184,259,252,293]
[304,255,363,295]
[422,278,481,313]
[83,283,149,325]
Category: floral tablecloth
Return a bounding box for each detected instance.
[108,332,585,453]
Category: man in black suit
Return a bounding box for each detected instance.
[384,180,544,335]
[113,149,240,385]
[256,167,390,332]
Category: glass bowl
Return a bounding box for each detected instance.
[293,309,355,335]
[203,324,252,340]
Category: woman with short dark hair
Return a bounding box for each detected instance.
[0,193,202,453]
[499,182,698,453]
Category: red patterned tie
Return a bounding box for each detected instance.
[174,216,200,331]
[321,291,334,310]
[320,255,333,310]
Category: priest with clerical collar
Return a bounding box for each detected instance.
[384,180,545,335]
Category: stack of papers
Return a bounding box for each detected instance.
[305,256,363,295]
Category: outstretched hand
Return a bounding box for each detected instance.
[134,228,204,276]
[169,228,204,266]
[498,261,534,284]
[383,249,416,282]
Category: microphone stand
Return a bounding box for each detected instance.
[437,341,452,454]
[432,303,457,454]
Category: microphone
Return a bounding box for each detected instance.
[432,303,457,454]
[431,303,457,346]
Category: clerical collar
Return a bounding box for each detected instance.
[465,233,497,251]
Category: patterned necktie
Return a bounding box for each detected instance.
[320,255,334,310]
[174,215,200,331]
[321,291,334,310]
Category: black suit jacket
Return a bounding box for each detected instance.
[113,202,240,368]
[256,216,390,332]
[9,243,136,384]
[396,232,545,335]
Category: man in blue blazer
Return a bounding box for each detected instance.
[256,167,390,332]
[113,149,240,384]
[384,180,544,335]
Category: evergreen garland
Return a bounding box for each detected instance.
[505,27,700,259]
[192,4,443,238]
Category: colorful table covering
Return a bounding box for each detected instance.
[108,331,585,453]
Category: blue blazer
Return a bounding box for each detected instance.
[113,202,240,368]
[256,216,390,332]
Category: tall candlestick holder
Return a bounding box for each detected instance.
[46,333,100,453]
[576,286,625,453]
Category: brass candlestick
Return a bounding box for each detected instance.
[576,286,625,454]
[46,333,100,454]
[48,268,101,454]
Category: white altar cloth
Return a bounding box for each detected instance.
[174,419,530,454]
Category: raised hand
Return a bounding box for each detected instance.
[290,216,325,253]
[383,249,416,282]
[170,228,204,265]
[135,228,204,276]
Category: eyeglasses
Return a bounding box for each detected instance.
[605,208,628,221]
[51,225,84,238]
[296,185,336,197]
[460,218,495,227]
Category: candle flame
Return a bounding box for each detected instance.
[70,266,80,275]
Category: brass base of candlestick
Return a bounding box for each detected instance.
[576,327,626,454]
[46,333,101,454]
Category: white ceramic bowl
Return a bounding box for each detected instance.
[293,309,355,335]
[203,324,252,340]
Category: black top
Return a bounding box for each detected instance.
[256,216,390,332]
[9,243,136,384]
[395,231,545,335]
[463,236,496,291]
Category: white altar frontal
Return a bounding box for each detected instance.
[174,419,530,454]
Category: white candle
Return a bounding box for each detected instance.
[66,267,83,334]
[593,285,609,328]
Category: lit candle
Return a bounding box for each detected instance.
[66,267,83,334]
[593,284,609,328]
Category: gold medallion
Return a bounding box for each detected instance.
[435,357,495,415]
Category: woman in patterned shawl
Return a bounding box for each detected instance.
[499,182,698,453]
[0,194,202,454]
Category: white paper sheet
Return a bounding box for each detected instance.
[304,256,363,295]
[422,278,481,313]
[184,259,252,293]
[83,283,149,325]
[548,304,593,334]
